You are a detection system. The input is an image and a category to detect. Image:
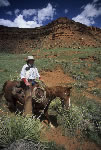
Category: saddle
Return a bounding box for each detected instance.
[12,80,46,105]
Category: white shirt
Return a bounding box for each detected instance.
[20,64,40,80]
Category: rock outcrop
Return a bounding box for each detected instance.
[0,17,101,53]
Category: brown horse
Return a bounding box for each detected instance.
[45,86,71,109]
[2,80,25,112]
[2,80,72,126]
[31,85,72,126]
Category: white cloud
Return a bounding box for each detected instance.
[0,19,15,27]
[37,3,56,23]
[0,3,56,28]
[14,9,20,16]
[0,15,42,28]
[6,11,12,15]
[64,9,68,14]
[14,15,41,28]
[72,0,101,26]
[0,0,10,7]
[22,9,37,18]
[93,0,99,3]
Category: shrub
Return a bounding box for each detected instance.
[56,100,101,145]
[0,114,42,148]
[96,66,101,78]
[49,98,62,111]
[57,105,86,136]
[89,88,101,98]
[0,114,66,150]
[89,62,101,78]
[1,140,65,150]
[73,81,88,89]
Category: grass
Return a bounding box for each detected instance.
[0,53,27,91]
[51,97,101,146]
[89,87,101,98]
[0,114,42,148]
[0,47,101,148]
[0,114,66,150]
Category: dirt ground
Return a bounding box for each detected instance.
[40,68,101,150]
[40,68,75,87]
[41,127,100,150]
[41,68,101,102]
[0,68,100,150]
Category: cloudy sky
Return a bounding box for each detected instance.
[0,0,101,28]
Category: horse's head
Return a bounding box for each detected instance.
[45,86,72,107]
[56,86,72,108]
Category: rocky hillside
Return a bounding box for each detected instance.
[0,17,101,53]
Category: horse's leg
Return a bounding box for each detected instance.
[24,88,32,116]
[68,97,71,107]
[16,100,24,114]
[44,110,49,123]
[61,99,65,108]
[61,97,71,109]
[65,97,71,108]
[7,101,16,112]
[65,97,71,109]
[44,110,54,128]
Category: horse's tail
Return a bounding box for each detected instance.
[2,81,8,92]
[0,92,3,97]
[0,81,8,96]
[0,90,4,102]
[0,81,8,102]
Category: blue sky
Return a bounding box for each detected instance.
[0,0,101,28]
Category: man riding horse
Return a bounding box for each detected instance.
[20,56,40,87]
[11,56,43,115]
[2,55,72,125]
[20,56,44,115]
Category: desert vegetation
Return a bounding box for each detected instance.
[0,47,101,150]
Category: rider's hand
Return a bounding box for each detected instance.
[25,81,30,86]
[22,78,30,86]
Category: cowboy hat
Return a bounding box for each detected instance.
[27,56,35,61]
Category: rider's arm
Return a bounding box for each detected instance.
[20,65,26,79]
[22,78,30,86]
[20,65,30,86]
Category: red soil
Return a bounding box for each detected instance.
[41,127,100,150]
[40,68,100,150]
[40,68,75,87]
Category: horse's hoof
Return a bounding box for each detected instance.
[49,122,55,128]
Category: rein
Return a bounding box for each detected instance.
[37,98,51,119]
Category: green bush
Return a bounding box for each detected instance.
[96,66,101,78]
[0,140,65,150]
[44,141,65,150]
[57,105,86,136]
[89,88,101,98]
[0,115,42,148]
[73,81,88,89]
[49,98,62,111]
[0,114,66,150]
[89,62,101,78]
[56,100,101,145]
